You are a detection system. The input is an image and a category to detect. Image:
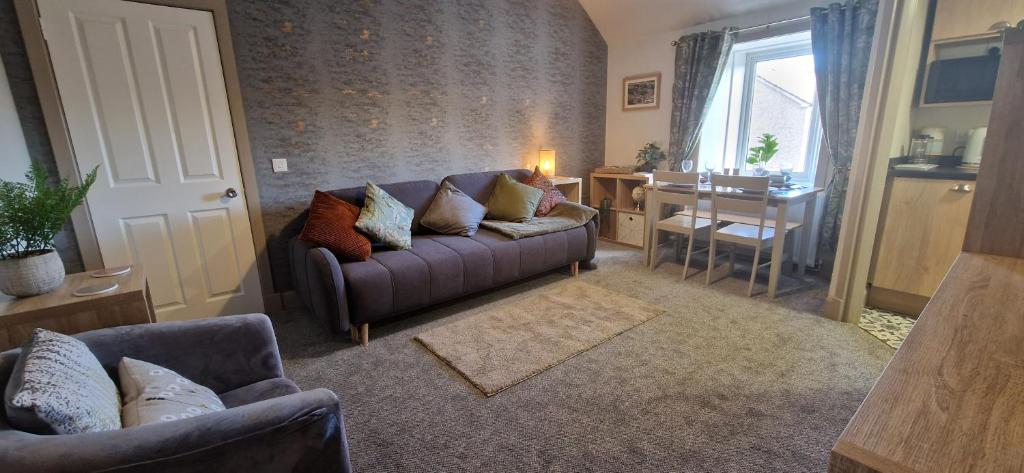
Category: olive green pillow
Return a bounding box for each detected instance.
[485,173,544,222]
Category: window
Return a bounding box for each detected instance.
[699,32,823,183]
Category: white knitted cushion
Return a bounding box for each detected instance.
[4,328,121,434]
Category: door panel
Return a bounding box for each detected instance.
[40,0,263,321]
[151,23,223,181]
[189,208,243,299]
[120,214,186,310]
[73,14,159,185]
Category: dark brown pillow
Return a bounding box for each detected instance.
[522,166,566,216]
[299,190,372,261]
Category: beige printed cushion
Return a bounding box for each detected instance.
[118,357,225,427]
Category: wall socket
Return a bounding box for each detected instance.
[271,158,288,173]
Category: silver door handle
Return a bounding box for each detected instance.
[224,187,239,199]
[949,183,972,193]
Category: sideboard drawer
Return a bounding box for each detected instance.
[616,212,645,247]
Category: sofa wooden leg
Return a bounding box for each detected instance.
[570,261,580,277]
[350,327,358,344]
[360,324,369,346]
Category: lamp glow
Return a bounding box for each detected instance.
[538,149,556,177]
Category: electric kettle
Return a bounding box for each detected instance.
[963,127,987,167]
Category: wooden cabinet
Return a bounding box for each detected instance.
[590,173,650,248]
[0,265,154,350]
[932,0,1024,41]
[868,177,975,315]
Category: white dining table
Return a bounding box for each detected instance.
[644,183,824,298]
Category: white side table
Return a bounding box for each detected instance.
[549,176,582,204]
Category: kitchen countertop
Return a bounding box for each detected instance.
[889,166,979,180]
[888,157,979,180]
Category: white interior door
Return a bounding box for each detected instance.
[39,0,264,321]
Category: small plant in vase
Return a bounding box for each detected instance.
[634,142,666,172]
[0,164,98,297]
[746,133,779,176]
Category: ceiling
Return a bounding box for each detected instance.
[578,0,804,46]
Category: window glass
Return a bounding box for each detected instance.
[698,32,822,183]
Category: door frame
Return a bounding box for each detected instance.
[14,0,276,307]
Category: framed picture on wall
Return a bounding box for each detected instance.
[622,72,661,111]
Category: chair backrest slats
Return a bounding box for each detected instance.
[653,171,699,186]
[712,195,766,215]
[651,171,701,223]
[709,174,771,239]
[711,174,770,191]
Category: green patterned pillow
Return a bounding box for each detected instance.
[355,182,414,250]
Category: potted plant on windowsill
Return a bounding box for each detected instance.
[0,164,98,297]
[746,133,779,177]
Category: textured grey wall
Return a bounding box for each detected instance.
[0,0,84,273]
[228,0,607,290]
[0,0,607,292]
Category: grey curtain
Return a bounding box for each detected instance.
[668,29,735,171]
[811,0,879,260]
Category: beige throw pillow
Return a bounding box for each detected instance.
[118,357,225,427]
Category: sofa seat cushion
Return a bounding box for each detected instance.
[218,378,300,409]
[339,227,590,325]
[341,237,467,322]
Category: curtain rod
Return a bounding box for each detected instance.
[671,15,812,46]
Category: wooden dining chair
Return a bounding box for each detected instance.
[705,174,774,296]
[647,171,714,279]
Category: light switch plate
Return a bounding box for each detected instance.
[272,158,288,173]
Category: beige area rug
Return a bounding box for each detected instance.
[414,280,666,396]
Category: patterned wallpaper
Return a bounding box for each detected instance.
[228,0,607,290]
[0,0,607,292]
[0,0,83,273]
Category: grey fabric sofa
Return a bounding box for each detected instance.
[0,314,351,473]
[290,169,598,344]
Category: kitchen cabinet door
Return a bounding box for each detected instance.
[871,178,975,300]
[933,0,1024,41]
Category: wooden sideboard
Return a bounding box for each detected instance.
[0,265,154,350]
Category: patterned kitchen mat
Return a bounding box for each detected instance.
[859,308,915,349]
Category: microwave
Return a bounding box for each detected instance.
[923,49,1001,104]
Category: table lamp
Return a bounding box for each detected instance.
[538,148,556,176]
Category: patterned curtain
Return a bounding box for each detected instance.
[668,29,735,171]
[811,0,879,261]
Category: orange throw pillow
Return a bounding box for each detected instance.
[522,166,567,216]
[299,191,372,262]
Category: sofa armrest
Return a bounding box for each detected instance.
[289,236,313,310]
[305,248,352,334]
[0,388,350,473]
[78,314,283,394]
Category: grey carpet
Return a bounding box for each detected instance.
[272,242,894,472]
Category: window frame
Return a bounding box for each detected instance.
[701,31,824,185]
[734,45,822,182]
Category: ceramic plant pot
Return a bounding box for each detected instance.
[0,249,66,297]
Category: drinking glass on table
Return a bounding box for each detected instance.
[780,166,793,184]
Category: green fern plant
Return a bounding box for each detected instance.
[0,163,98,259]
[746,133,780,168]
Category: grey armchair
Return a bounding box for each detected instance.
[0,314,351,473]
